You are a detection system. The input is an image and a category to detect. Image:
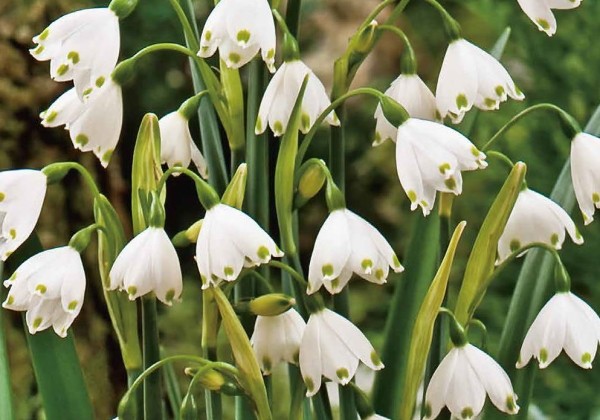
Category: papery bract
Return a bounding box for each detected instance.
[308,209,403,295]
[2,246,86,338]
[0,169,47,261]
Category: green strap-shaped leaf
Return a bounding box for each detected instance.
[8,236,93,420]
[0,262,14,420]
[398,221,466,420]
[210,287,272,420]
[372,211,441,417]
[454,162,527,326]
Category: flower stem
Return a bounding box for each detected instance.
[481,103,581,151]
[377,24,417,74]
[141,296,161,420]
[43,161,101,197]
[423,0,461,40]
[0,264,14,420]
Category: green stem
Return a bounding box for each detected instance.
[481,103,581,151]
[202,291,222,420]
[486,150,516,170]
[377,25,417,74]
[296,87,384,166]
[0,264,14,420]
[43,161,101,197]
[269,260,308,288]
[142,296,162,420]
[284,0,302,37]
[423,0,461,40]
[168,0,199,51]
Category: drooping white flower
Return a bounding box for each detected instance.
[308,209,403,295]
[250,308,306,374]
[364,415,389,420]
[2,246,86,338]
[436,39,524,124]
[196,203,283,288]
[40,78,123,167]
[497,188,583,263]
[424,343,519,419]
[570,132,600,225]
[0,170,47,261]
[373,74,437,146]
[517,292,600,369]
[109,227,183,305]
[299,308,383,397]
[517,0,581,36]
[198,0,276,72]
[255,60,339,137]
[159,111,208,178]
[30,8,120,95]
[395,118,487,216]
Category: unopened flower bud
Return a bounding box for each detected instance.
[296,159,327,208]
[248,293,296,316]
[108,0,138,19]
[197,368,227,391]
[172,220,203,247]
[352,20,378,54]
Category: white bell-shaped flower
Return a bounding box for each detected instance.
[497,188,583,263]
[308,209,403,295]
[0,169,47,261]
[198,0,276,72]
[517,0,581,36]
[373,74,437,146]
[40,78,123,167]
[570,132,600,225]
[436,39,524,124]
[109,227,183,305]
[255,60,339,137]
[250,308,306,374]
[30,8,120,94]
[2,246,86,338]
[424,343,519,419]
[299,308,384,397]
[517,292,600,369]
[159,111,208,178]
[196,203,283,289]
[395,118,487,216]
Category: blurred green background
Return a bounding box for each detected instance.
[1,0,600,418]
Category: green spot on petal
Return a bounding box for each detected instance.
[370,351,382,367]
[407,190,417,203]
[484,98,496,108]
[392,254,401,268]
[257,246,270,260]
[506,395,517,412]
[56,64,69,76]
[330,277,340,290]
[471,146,481,157]
[550,233,559,246]
[34,45,44,55]
[322,264,334,277]
[537,18,550,31]
[539,347,548,363]
[102,149,114,164]
[262,356,272,372]
[361,259,373,271]
[75,134,89,146]
[9,229,16,239]
[127,286,137,297]
[593,193,600,203]
[266,48,275,59]
[575,228,583,240]
[582,352,592,365]
[224,266,234,277]
[375,268,384,280]
[304,376,314,392]
[509,239,521,252]
[204,31,212,41]
[255,117,262,132]
[336,368,349,380]
[45,111,58,123]
[0,192,5,202]
[68,300,78,311]
[82,88,93,97]
[236,30,251,44]
[95,76,105,88]
[67,51,80,64]
[301,113,311,131]
[438,162,451,174]
[39,28,50,40]
[6,296,14,305]
[165,289,175,303]
[456,94,468,110]
[228,53,241,64]
[273,121,284,135]
[444,177,456,190]
[33,317,43,329]
[461,407,474,419]
[35,284,47,294]
[495,85,505,97]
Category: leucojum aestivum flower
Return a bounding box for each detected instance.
[2,0,597,418]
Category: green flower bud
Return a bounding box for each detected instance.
[379,95,410,128]
[109,0,138,19]
[68,225,97,253]
[295,159,327,208]
[221,163,247,210]
[172,219,203,247]
[351,20,378,54]
[248,293,296,316]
